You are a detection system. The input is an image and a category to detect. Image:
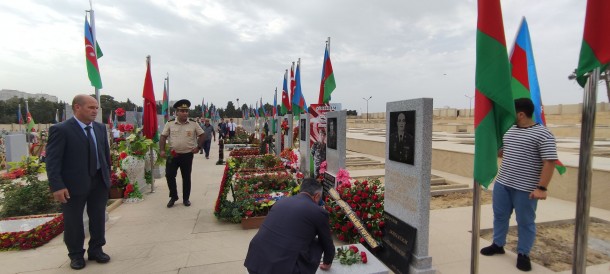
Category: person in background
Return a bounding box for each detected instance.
[200,119,216,159]
[159,99,205,208]
[228,118,237,139]
[217,118,227,140]
[244,178,335,274]
[46,94,112,270]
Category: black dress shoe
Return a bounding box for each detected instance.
[183,200,191,207]
[167,198,178,208]
[88,252,111,263]
[70,257,86,270]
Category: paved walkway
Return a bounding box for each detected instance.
[3,140,610,273]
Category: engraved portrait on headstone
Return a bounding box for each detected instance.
[300,119,306,141]
[388,111,415,165]
[327,117,337,150]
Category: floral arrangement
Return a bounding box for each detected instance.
[0,214,64,251]
[293,125,299,145]
[229,148,259,157]
[335,245,368,265]
[325,177,385,243]
[2,156,45,180]
[118,126,154,158]
[114,107,126,117]
[215,154,297,223]
[279,148,299,170]
[318,161,328,179]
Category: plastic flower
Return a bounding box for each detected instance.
[115,108,125,117]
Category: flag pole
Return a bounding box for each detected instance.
[470,182,481,274]
[572,67,599,273]
[88,2,100,105]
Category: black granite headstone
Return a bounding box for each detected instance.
[376,211,417,274]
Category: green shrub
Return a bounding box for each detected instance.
[0,177,61,218]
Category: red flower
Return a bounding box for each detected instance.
[338,235,345,241]
[379,221,385,228]
[120,171,127,179]
[124,124,134,132]
[341,226,348,233]
[118,124,126,132]
[361,251,368,263]
[353,195,361,203]
[359,237,365,243]
[124,184,134,197]
[350,203,357,209]
[347,222,354,228]
[115,108,126,117]
[245,210,253,217]
[355,211,361,217]
[119,152,128,160]
[334,223,341,229]
[171,150,177,158]
[349,245,359,253]
[372,194,379,201]
[375,203,381,209]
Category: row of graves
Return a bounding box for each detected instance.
[214,98,436,274]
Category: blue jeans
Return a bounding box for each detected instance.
[492,182,538,255]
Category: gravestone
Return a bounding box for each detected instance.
[284,114,293,149]
[5,134,27,162]
[125,111,141,127]
[323,110,346,192]
[299,116,310,176]
[64,104,74,120]
[382,98,434,274]
[275,116,282,156]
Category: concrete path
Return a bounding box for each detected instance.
[3,140,610,273]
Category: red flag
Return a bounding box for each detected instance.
[290,62,296,104]
[575,0,610,87]
[142,56,158,141]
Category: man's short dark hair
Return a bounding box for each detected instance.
[515,98,535,118]
[300,178,322,196]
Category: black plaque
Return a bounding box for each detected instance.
[300,119,306,141]
[375,211,416,274]
[323,172,335,195]
[327,118,337,150]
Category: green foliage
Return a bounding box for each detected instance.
[0,177,60,218]
[8,156,45,175]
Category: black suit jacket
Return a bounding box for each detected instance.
[389,132,414,165]
[244,193,335,274]
[46,117,111,195]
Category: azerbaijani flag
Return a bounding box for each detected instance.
[292,60,308,120]
[84,15,103,89]
[142,56,158,141]
[509,17,566,175]
[107,111,113,129]
[318,42,336,104]
[290,62,296,105]
[281,69,291,115]
[25,101,36,133]
[473,0,516,188]
[575,0,610,87]
[162,80,169,123]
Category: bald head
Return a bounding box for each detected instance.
[72,94,99,124]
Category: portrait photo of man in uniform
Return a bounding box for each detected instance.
[327,118,337,150]
[300,119,306,141]
[389,111,415,165]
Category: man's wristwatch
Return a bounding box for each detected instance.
[536,185,547,191]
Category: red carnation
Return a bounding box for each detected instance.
[123,184,134,197]
[361,251,368,263]
[341,226,348,233]
[338,235,345,241]
[349,245,359,253]
[353,195,361,203]
[379,221,385,228]
[334,223,341,229]
[362,180,368,186]
[347,222,354,228]
[118,124,126,132]
[359,237,365,243]
[115,108,126,117]
[355,211,361,217]
[375,203,382,209]
[372,194,379,201]
[119,152,128,160]
[124,124,134,132]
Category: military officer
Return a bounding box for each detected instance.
[159,99,205,207]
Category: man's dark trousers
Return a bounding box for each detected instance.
[165,152,193,201]
[63,170,108,259]
[203,139,212,157]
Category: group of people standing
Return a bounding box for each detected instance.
[43,94,556,273]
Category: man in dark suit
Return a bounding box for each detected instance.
[244,179,335,274]
[389,112,414,164]
[46,94,111,270]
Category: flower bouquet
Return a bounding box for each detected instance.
[335,245,368,265]
[325,176,385,243]
[0,214,64,251]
